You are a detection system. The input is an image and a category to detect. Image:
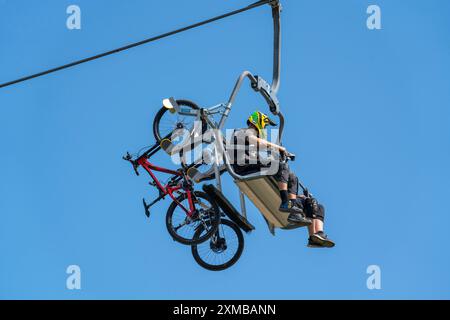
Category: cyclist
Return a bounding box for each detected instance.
[229,111,335,248]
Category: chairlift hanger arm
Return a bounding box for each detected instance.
[270,1,282,95]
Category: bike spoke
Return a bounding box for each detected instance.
[159,113,196,140]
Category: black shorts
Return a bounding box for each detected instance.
[233,162,299,195]
[233,164,262,176]
[299,199,325,222]
[273,162,298,195]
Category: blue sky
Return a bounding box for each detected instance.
[1,0,449,299]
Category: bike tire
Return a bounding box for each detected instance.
[191,219,244,271]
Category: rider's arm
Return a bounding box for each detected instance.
[248,134,286,153]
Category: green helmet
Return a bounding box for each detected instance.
[247,111,277,138]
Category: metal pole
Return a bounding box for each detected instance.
[213,144,223,191]
[271,1,282,95]
[239,191,248,219]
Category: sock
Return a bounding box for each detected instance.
[279,190,288,205]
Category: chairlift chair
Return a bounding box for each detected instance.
[156,1,306,235]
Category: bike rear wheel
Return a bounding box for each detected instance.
[166,191,220,245]
[153,99,206,145]
[191,219,244,271]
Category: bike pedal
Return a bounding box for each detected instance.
[142,198,151,218]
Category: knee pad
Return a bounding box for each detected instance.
[315,204,325,222]
[304,199,325,222]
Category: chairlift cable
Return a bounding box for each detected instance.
[0,0,274,89]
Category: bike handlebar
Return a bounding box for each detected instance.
[123,152,140,176]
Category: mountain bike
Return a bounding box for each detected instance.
[122,140,220,245]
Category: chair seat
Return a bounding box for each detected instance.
[235,176,300,230]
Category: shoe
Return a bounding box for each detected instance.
[279,200,304,214]
[307,237,323,248]
[309,231,335,248]
[287,212,312,226]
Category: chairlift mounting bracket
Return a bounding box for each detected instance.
[252,75,280,115]
[269,0,281,9]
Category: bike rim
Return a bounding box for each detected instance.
[194,222,240,267]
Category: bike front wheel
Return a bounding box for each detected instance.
[166,191,220,245]
[191,219,244,271]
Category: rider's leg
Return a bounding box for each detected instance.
[277,181,289,205]
[278,169,311,225]
[278,181,288,191]
[314,219,324,233]
[277,187,299,205]
[274,163,298,204]
[308,205,335,248]
[287,172,299,200]
[274,162,291,207]
[277,181,298,201]
[304,201,323,235]
[308,223,316,236]
[307,220,324,236]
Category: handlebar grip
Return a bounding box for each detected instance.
[123,152,139,175]
[123,152,132,161]
[281,150,296,162]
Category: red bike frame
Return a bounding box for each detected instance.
[136,156,195,216]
